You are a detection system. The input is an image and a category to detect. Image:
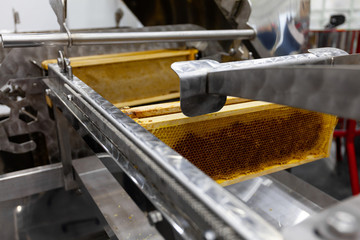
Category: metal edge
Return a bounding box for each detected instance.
[72,156,163,240]
[43,77,202,239]
[46,65,283,240]
[0,163,63,202]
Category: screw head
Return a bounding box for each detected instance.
[75,188,82,195]
[57,50,66,72]
[203,230,217,240]
[229,48,236,56]
[57,57,64,70]
[326,211,358,237]
[16,205,23,213]
[148,210,163,225]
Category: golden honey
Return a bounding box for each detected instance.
[135,102,336,186]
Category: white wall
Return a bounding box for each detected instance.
[67,0,143,29]
[0,0,142,33]
[310,0,360,30]
[5,0,358,32]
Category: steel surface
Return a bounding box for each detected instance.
[171,48,348,117]
[209,65,360,120]
[45,65,283,240]
[226,171,337,230]
[73,156,163,240]
[0,163,63,201]
[283,195,360,240]
[0,29,255,48]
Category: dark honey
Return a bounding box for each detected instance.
[149,107,336,184]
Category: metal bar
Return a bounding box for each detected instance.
[49,0,67,32]
[54,106,78,190]
[97,154,199,239]
[0,29,255,48]
[0,33,68,47]
[207,65,360,120]
[0,163,63,202]
[73,156,163,240]
[283,194,360,240]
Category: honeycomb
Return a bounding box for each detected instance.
[42,49,197,107]
[143,106,337,185]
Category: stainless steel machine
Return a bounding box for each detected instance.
[0,1,360,239]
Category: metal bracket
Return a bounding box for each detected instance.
[283,195,360,240]
[49,0,72,47]
[57,50,73,80]
[214,0,253,30]
[53,106,78,190]
[0,78,57,158]
[171,47,349,117]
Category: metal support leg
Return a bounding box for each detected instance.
[72,156,163,240]
[54,107,78,190]
[0,163,63,201]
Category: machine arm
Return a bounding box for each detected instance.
[206,64,360,120]
[171,48,360,118]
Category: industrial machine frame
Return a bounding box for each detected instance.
[1,0,360,239]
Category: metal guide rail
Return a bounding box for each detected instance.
[43,62,282,240]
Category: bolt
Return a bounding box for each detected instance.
[203,230,217,240]
[237,46,245,55]
[16,205,23,213]
[66,65,73,80]
[75,188,82,195]
[229,48,236,56]
[32,82,37,87]
[45,89,51,96]
[57,50,66,72]
[326,211,358,237]
[67,95,73,101]
[64,58,70,66]
[148,210,163,225]
[57,57,64,71]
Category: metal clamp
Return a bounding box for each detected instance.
[53,106,78,190]
[171,47,350,117]
[57,50,73,80]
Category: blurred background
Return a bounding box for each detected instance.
[0,0,359,32]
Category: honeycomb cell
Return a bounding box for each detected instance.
[146,106,337,185]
